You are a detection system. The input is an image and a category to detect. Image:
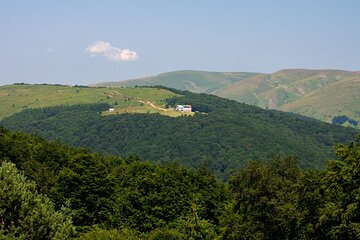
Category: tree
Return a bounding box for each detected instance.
[51,153,115,227]
[78,228,143,240]
[148,204,218,240]
[0,161,74,239]
[221,157,303,240]
[318,137,360,239]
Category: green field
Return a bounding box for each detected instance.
[0,84,183,119]
[102,102,194,117]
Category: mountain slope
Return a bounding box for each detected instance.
[1,87,358,179]
[216,69,360,127]
[279,73,360,125]
[92,70,260,93]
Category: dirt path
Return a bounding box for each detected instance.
[137,100,168,111]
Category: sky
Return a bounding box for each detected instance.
[1,0,360,86]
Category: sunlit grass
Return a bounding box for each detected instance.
[0,84,180,119]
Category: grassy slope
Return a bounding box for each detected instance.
[280,75,360,123]
[215,69,360,126]
[0,84,180,119]
[92,70,260,93]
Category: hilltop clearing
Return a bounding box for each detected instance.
[0,84,185,119]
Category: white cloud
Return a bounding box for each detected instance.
[86,41,138,61]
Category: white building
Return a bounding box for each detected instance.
[175,105,192,112]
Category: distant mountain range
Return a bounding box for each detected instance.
[93,69,360,127]
[92,70,259,94]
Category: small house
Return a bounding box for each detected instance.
[109,108,115,112]
[175,105,192,112]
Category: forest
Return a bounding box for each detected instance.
[1,127,360,239]
[1,88,358,179]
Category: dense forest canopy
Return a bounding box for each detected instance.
[1,127,359,239]
[1,87,358,179]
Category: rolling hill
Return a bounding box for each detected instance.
[1,86,358,179]
[93,69,360,127]
[92,70,260,93]
[215,69,360,127]
[0,84,185,119]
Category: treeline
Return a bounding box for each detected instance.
[1,88,358,179]
[1,127,360,239]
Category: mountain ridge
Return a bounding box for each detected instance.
[91,70,260,93]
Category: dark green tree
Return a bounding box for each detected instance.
[221,157,303,240]
[51,153,115,227]
[0,161,74,239]
[77,228,143,240]
[318,137,360,239]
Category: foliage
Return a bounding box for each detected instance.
[332,115,350,125]
[110,162,225,232]
[318,137,360,239]
[0,128,224,237]
[0,126,360,238]
[0,161,74,239]
[2,89,358,180]
[332,115,358,127]
[51,153,116,227]
[221,157,304,239]
[77,228,143,240]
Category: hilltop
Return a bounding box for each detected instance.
[94,69,360,127]
[0,84,189,119]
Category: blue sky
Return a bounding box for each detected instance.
[1,0,360,85]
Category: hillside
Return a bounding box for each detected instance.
[1,87,358,179]
[92,70,260,93]
[0,127,225,238]
[0,84,184,119]
[216,69,360,127]
[94,69,360,127]
[2,126,360,239]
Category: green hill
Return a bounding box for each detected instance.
[92,70,260,93]
[2,126,360,239]
[0,84,182,119]
[216,69,360,127]
[94,69,360,127]
[1,86,358,179]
